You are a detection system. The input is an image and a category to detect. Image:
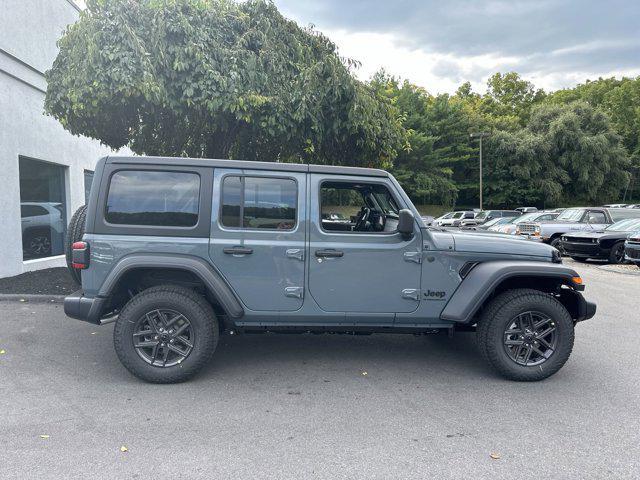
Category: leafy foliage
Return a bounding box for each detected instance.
[45,0,638,206]
[45,0,403,166]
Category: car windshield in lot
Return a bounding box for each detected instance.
[556,208,584,221]
[610,208,640,221]
[605,218,640,231]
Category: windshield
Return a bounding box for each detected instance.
[514,212,541,224]
[475,211,489,220]
[557,209,584,221]
[372,191,399,216]
[606,219,640,231]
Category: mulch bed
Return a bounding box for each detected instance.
[0,267,78,295]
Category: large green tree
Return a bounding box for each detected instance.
[483,102,630,206]
[45,0,403,166]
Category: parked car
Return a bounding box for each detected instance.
[515,207,538,213]
[472,216,515,231]
[432,211,455,226]
[624,231,640,268]
[64,155,595,383]
[21,202,65,258]
[489,211,560,235]
[626,204,640,209]
[459,209,521,227]
[602,204,628,208]
[516,207,640,250]
[439,210,475,227]
[560,218,640,264]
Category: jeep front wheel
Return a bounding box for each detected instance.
[113,285,219,383]
[476,288,574,381]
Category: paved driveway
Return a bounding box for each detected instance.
[0,260,638,479]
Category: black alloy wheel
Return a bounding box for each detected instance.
[133,309,195,367]
[503,311,557,367]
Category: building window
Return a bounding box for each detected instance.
[220,176,297,230]
[105,170,200,227]
[18,157,67,260]
[84,170,94,204]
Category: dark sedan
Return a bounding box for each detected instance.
[560,218,640,264]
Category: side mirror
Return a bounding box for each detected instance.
[398,209,415,239]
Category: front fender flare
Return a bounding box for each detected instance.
[99,254,244,318]
[440,261,581,324]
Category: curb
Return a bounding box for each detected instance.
[0,294,65,303]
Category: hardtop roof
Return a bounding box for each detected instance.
[104,156,389,178]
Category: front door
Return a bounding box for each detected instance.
[209,169,306,312]
[307,174,422,314]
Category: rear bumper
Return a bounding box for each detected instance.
[64,290,108,325]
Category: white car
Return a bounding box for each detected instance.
[437,211,475,227]
[21,202,65,258]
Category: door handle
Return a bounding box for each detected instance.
[315,249,344,258]
[223,246,253,255]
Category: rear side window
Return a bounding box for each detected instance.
[221,176,297,230]
[105,170,200,227]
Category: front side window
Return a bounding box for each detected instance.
[557,209,585,221]
[220,176,297,230]
[105,170,200,227]
[320,181,400,233]
[587,211,607,224]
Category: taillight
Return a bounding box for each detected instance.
[71,241,90,269]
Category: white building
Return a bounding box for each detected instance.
[0,0,125,278]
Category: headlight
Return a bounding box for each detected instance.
[561,236,566,241]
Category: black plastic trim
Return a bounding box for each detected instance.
[64,290,107,324]
[98,254,244,318]
[440,261,585,323]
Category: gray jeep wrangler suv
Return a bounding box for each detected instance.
[64,156,596,383]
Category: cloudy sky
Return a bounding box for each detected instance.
[274,0,640,94]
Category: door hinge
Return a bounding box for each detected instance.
[403,251,422,264]
[402,288,420,301]
[286,248,304,261]
[284,286,304,299]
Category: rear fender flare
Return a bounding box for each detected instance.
[99,254,244,318]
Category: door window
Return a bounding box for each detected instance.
[220,176,297,230]
[320,181,399,233]
[587,211,607,224]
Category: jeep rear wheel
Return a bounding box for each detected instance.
[114,285,218,383]
[476,288,574,381]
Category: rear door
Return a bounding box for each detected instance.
[209,169,306,311]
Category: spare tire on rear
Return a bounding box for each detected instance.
[65,205,87,285]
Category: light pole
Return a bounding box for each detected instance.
[470,132,491,210]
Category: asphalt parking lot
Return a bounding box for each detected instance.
[1,259,638,479]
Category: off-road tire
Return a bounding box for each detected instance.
[114,285,219,383]
[476,288,574,381]
[607,241,626,264]
[65,205,87,285]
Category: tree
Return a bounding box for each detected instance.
[483,102,630,206]
[45,0,403,166]
[481,72,546,127]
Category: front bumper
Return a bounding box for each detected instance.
[64,290,108,325]
[625,242,640,263]
[579,298,597,322]
[562,240,607,259]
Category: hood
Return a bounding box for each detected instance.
[565,230,629,240]
[450,230,555,258]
